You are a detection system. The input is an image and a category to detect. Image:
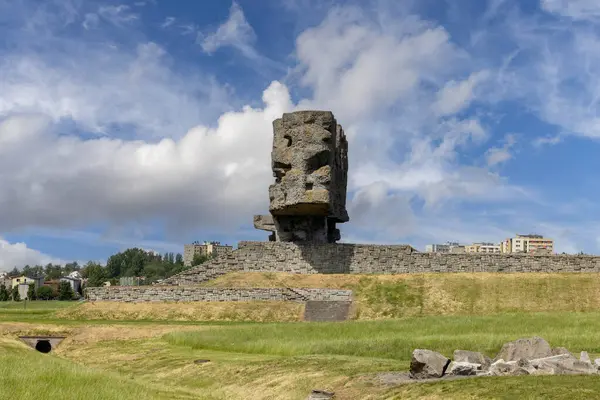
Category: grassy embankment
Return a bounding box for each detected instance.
[3,272,600,398]
[47,272,600,322]
[0,339,176,400]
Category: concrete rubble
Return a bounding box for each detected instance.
[409,337,600,380]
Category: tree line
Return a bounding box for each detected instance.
[0,248,211,300]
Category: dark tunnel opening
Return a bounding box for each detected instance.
[35,340,52,353]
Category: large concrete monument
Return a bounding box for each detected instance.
[254,111,349,243]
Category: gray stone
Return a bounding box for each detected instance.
[494,337,552,362]
[410,349,450,379]
[580,351,590,363]
[594,358,600,369]
[447,362,481,376]
[552,347,572,356]
[488,359,519,376]
[530,354,597,375]
[453,350,491,366]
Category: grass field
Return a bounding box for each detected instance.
[3,273,600,399]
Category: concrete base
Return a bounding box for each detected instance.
[19,336,66,353]
[304,301,352,322]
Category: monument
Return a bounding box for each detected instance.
[254,111,349,243]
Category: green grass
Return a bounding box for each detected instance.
[0,300,80,322]
[0,300,76,310]
[165,311,600,363]
[0,341,179,400]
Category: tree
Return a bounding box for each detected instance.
[82,261,106,288]
[175,253,183,266]
[9,267,19,276]
[0,284,9,301]
[58,281,74,301]
[44,263,62,280]
[12,286,20,302]
[36,286,55,300]
[192,253,209,266]
[27,283,36,300]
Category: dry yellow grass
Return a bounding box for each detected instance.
[204,272,600,318]
[54,300,304,322]
[45,272,600,322]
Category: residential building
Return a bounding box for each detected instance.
[501,234,554,254]
[11,275,44,289]
[183,241,233,266]
[425,242,463,253]
[465,243,501,254]
[0,273,11,289]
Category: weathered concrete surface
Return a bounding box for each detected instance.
[410,349,450,379]
[303,300,352,322]
[453,350,491,366]
[19,336,65,351]
[256,111,349,243]
[447,362,482,376]
[493,336,552,362]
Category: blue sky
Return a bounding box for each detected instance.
[2,0,600,269]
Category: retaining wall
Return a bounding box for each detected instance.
[85,286,353,303]
[164,241,600,285]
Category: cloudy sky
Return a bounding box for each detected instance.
[1,0,600,269]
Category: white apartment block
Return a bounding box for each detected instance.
[183,241,233,266]
[465,243,501,253]
[501,234,554,254]
[425,242,464,253]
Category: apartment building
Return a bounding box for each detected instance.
[465,243,501,253]
[425,242,464,253]
[183,241,233,266]
[501,234,554,254]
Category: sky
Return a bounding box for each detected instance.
[2,0,600,269]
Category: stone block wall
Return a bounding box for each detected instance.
[164,241,600,285]
[85,286,353,303]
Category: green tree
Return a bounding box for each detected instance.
[36,286,55,300]
[58,281,74,301]
[192,253,209,266]
[44,263,62,280]
[0,284,9,301]
[12,286,20,302]
[27,283,36,300]
[175,253,183,265]
[9,267,19,276]
[82,261,106,288]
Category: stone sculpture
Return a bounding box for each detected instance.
[254,111,349,243]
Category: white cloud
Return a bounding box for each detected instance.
[433,70,490,117]
[0,80,292,233]
[200,2,257,57]
[532,134,563,147]
[0,239,63,271]
[0,42,231,139]
[486,133,517,166]
[161,17,175,29]
[540,0,600,20]
[497,6,600,140]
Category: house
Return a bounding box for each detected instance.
[11,275,44,289]
[59,276,82,294]
[0,273,11,289]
